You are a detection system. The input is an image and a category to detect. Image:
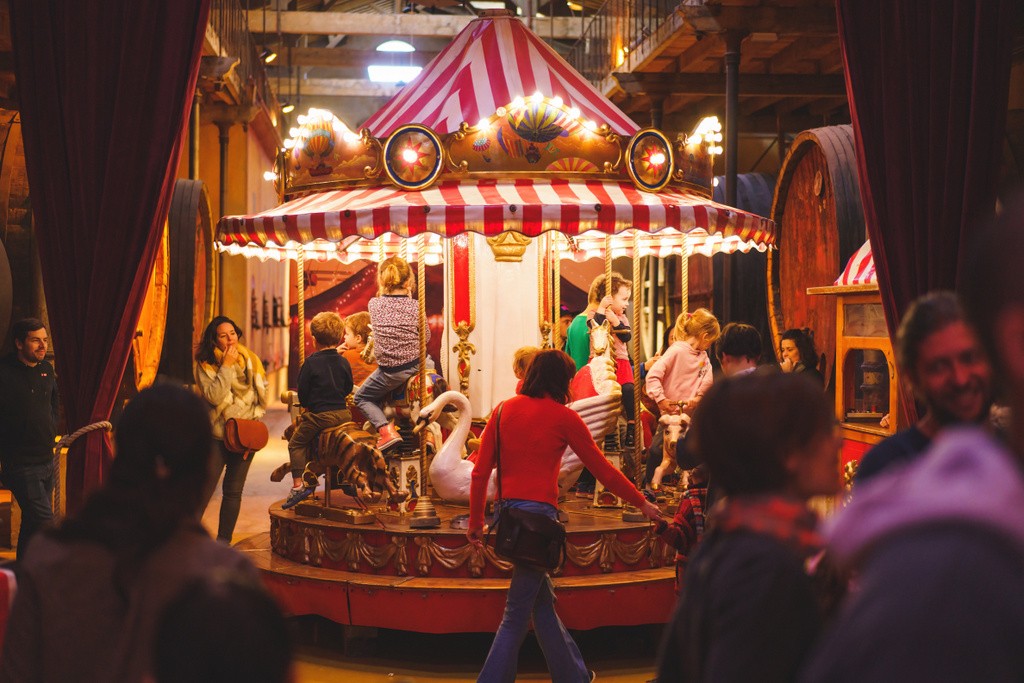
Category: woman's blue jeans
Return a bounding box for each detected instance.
[477,500,589,683]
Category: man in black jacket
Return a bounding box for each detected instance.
[0,318,59,558]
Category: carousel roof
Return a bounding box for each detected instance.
[835,240,876,286]
[362,14,639,138]
[218,178,774,252]
[218,14,775,259]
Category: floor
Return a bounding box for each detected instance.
[203,404,668,681]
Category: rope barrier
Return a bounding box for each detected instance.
[51,420,113,520]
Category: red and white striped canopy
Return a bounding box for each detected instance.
[218,179,775,250]
[363,15,639,137]
[835,240,876,285]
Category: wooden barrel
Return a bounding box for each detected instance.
[130,225,170,389]
[159,179,217,384]
[0,110,35,341]
[714,173,775,361]
[767,126,865,384]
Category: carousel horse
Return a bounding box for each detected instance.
[649,411,689,490]
[557,320,624,496]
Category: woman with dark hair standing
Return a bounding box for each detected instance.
[194,316,268,542]
[780,327,825,385]
[0,385,260,682]
[655,372,841,682]
[468,349,661,683]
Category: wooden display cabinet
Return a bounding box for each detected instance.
[808,283,902,486]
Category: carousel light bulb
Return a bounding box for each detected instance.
[342,131,359,144]
[713,132,723,142]
[584,120,598,132]
[530,91,543,103]
[512,96,525,109]
[476,118,491,130]
[283,139,296,149]
[402,148,419,163]
[649,152,666,166]
[289,127,301,138]
[296,115,308,125]
[263,170,278,181]
[551,96,563,108]
[568,107,581,120]
[332,118,347,132]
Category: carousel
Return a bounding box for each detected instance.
[218,11,774,634]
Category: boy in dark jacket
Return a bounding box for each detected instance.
[282,312,353,509]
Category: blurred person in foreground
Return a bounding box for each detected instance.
[854,291,993,485]
[801,198,1024,682]
[655,372,842,682]
[0,384,260,683]
[152,574,292,683]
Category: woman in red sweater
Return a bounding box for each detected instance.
[468,349,661,683]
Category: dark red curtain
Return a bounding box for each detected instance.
[11,0,211,512]
[836,0,1015,422]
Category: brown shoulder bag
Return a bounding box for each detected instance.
[223,418,269,459]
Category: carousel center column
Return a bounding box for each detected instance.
[444,231,541,418]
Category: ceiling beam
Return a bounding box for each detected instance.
[299,77,401,97]
[674,33,722,71]
[248,10,584,39]
[677,1,837,37]
[614,72,847,98]
[270,46,437,67]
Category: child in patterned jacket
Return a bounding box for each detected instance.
[353,256,429,451]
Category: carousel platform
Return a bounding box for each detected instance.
[237,497,676,634]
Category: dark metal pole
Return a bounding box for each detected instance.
[651,96,664,129]
[217,121,230,217]
[724,31,741,207]
[721,31,743,323]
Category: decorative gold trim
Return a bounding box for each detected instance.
[538,234,551,347]
[445,99,624,176]
[486,232,531,262]
[452,322,476,396]
[271,516,673,577]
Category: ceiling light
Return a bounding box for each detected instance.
[259,47,278,64]
[377,40,416,53]
[281,102,295,113]
[368,65,423,84]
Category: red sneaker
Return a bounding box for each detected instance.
[376,423,402,451]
